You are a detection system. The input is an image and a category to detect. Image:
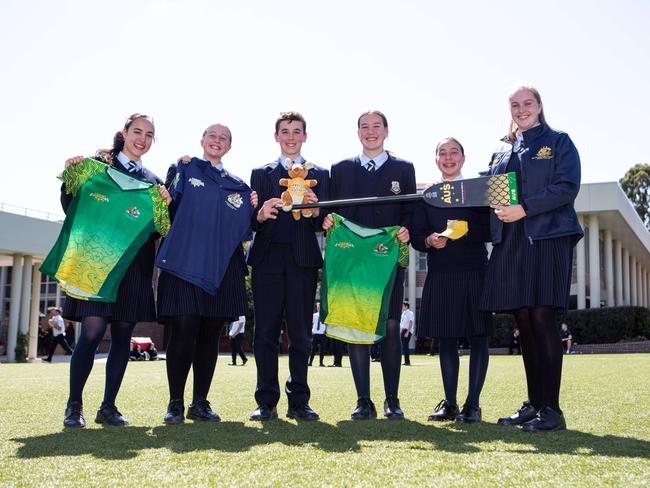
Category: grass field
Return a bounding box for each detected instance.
[1,354,649,486]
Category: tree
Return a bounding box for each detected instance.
[619,164,650,230]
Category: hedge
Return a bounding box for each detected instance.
[491,306,650,347]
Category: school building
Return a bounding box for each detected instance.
[1,181,649,362]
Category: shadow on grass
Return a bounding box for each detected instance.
[11,419,650,460]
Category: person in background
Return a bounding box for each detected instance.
[509,328,521,355]
[400,302,415,366]
[43,307,73,362]
[229,315,249,365]
[309,301,326,367]
[560,323,573,354]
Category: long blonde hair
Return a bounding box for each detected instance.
[507,86,548,143]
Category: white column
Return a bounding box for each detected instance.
[7,254,24,362]
[28,265,42,361]
[636,262,643,307]
[576,215,586,309]
[614,240,623,306]
[588,214,601,308]
[19,255,33,335]
[630,256,637,306]
[604,230,614,307]
[622,249,630,305]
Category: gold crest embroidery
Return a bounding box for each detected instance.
[335,242,354,249]
[532,146,553,160]
[89,192,109,203]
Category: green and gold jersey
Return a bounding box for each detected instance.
[321,213,408,344]
[40,158,170,302]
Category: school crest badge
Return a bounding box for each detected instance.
[532,146,553,160]
[125,206,140,219]
[373,243,389,256]
[226,193,243,210]
[390,181,401,194]
[189,177,205,188]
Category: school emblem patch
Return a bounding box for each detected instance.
[373,243,389,255]
[125,206,140,219]
[390,181,401,194]
[189,177,205,188]
[532,146,553,160]
[226,193,243,210]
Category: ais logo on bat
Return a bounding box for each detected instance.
[441,183,452,205]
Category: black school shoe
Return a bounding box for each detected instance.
[95,403,128,426]
[383,396,404,420]
[497,401,538,426]
[63,401,86,428]
[427,399,459,421]
[164,399,185,424]
[455,403,482,423]
[522,406,566,432]
[187,399,221,422]
[287,404,320,421]
[249,404,278,421]
[351,397,377,420]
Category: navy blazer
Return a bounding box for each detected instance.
[247,159,330,269]
[487,124,583,244]
[328,154,416,229]
[410,202,490,273]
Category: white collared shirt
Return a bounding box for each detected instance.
[116,151,142,173]
[359,151,388,171]
[279,154,306,169]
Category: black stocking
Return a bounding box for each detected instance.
[68,316,108,405]
[438,338,459,405]
[103,321,136,406]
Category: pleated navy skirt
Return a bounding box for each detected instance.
[157,249,248,320]
[62,242,157,323]
[480,219,573,312]
[418,269,492,338]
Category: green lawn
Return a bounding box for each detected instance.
[1,354,649,486]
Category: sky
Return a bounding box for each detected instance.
[1,0,649,217]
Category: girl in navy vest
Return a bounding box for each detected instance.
[411,137,492,424]
[480,86,583,432]
[61,114,170,428]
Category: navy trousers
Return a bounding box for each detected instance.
[251,244,317,408]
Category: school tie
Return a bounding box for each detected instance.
[127,160,138,173]
[367,160,376,172]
